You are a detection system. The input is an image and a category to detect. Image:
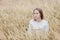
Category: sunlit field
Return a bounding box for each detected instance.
[0,0,60,40]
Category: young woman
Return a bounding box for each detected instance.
[27,8,49,40]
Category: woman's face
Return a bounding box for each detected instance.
[33,10,40,20]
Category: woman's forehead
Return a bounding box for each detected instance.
[34,10,39,13]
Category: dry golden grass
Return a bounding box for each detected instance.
[0,0,60,40]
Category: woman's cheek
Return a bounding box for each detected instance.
[34,16,37,19]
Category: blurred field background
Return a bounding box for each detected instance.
[0,0,60,40]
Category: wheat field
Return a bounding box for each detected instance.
[0,0,60,40]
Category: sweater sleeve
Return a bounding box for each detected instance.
[44,21,49,40]
[45,21,49,33]
[28,23,32,33]
[27,21,33,39]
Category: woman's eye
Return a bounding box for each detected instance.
[33,13,38,14]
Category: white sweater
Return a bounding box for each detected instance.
[27,19,49,38]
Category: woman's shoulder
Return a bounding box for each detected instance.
[29,19,34,24]
[41,19,49,29]
[42,19,49,24]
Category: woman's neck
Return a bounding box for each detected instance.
[37,18,41,22]
[34,18,42,22]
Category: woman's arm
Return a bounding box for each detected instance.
[45,21,49,34]
[44,21,49,40]
[27,23,32,35]
[27,22,33,40]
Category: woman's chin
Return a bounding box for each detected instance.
[34,18,37,21]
